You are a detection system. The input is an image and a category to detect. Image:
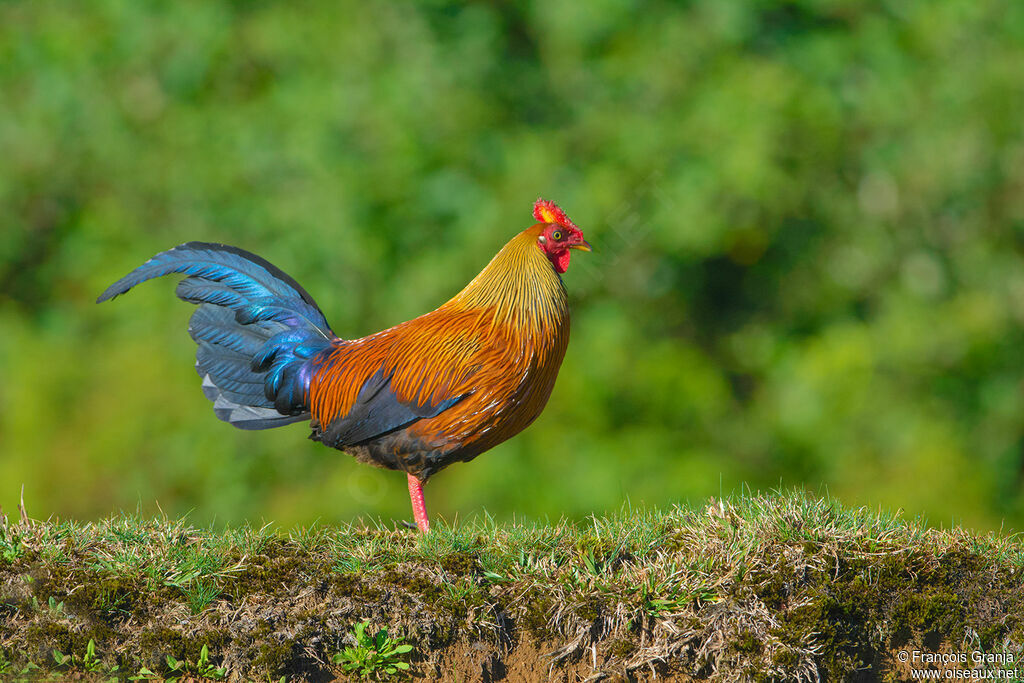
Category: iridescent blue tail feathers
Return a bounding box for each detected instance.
[97,242,336,430]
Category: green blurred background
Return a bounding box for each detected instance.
[2,0,1024,531]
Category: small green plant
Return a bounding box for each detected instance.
[31,595,64,615]
[164,653,185,678]
[51,647,73,668]
[16,661,41,679]
[0,536,23,562]
[52,639,120,677]
[50,638,120,679]
[165,643,226,681]
[332,621,413,679]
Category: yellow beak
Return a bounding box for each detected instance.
[570,239,592,252]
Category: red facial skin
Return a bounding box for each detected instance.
[536,223,590,273]
[532,199,591,274]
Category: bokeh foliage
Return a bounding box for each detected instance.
[2,0,1024,530]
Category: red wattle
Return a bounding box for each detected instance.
[553,250,570,273]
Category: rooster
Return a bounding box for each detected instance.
[98,199,590,532]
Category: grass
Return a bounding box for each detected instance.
[1,490,1023,681]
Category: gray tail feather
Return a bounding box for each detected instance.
[199,375,309,431]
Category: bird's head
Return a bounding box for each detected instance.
[532,198,591,274]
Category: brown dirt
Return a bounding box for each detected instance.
[420,640,664,683]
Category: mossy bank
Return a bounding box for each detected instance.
[1,492,1023,681]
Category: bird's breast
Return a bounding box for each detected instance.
[403,307,570,461]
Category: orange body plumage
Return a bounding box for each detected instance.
[98,199,590,531]
[309,223,573,480]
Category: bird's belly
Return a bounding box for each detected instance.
[338,428,473,480]
[337,375,557,481]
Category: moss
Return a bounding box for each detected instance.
[329,572,360,594]
[765,554,893,677]
[749,574,784,610]
[438,551,478,576]
[774,593,876,677]
[575,596,604,623]
[433,581,490,628]
[891,590,963,649]
[253,619,274,639]
[136,626,231,673]
[328,572,384,602]
[772,648,801,669]
[359,583,384,602]
[253,639,296,675]
[977,615,1017,651]
[607,637,636,660]
[26,562,164,627]
[435,594,467,622]
[518,589,557,641]
[382,570,443,603]
[22,620,123,672]
[732,629,762,655]
[138,627,191,662]
[219,542,317,602]
[23,620,74,660]
[62,574,141,618]
[753,546,1024,680]
[226,551,307,600]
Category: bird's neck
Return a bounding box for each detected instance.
[443,228,569,334]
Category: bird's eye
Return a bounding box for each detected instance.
[552,231,562,241]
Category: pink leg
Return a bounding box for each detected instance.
[407,473,430,533]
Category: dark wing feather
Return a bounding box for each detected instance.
[319,366,469,448]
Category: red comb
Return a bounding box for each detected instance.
[533,198,578,231]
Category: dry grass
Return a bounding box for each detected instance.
[1,491,1023,681]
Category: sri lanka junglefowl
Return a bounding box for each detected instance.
[97,199,590,532]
